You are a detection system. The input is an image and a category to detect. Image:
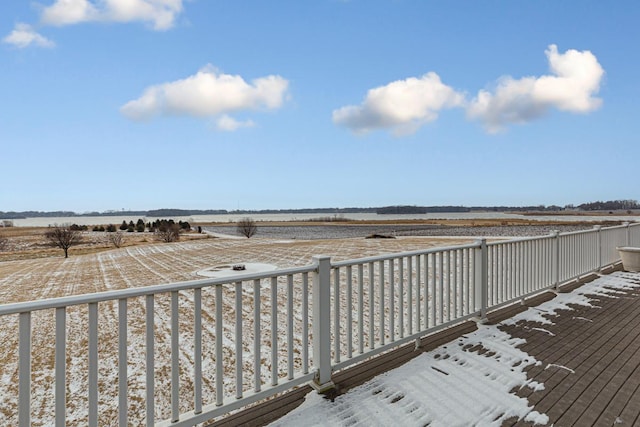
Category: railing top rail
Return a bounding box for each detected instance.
[486,233,554,246]
[559,228,601,237]
[600,224,632,231]
[331,241,480,268]
[0,264,316,316]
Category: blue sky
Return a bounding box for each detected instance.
[1,1,638,213]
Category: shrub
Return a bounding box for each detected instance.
[155,223,181,242]
[108,232,124,248]
[237,217,257,238]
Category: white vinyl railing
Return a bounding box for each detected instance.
[1,222,639,426]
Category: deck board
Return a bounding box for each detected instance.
[505,279,640,426]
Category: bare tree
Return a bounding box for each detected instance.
[44,224,83,258]
[237,217,257,238]
[155,223,181,243]
[108,232,124,248]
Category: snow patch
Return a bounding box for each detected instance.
[545,363,575,374]
[530,327,555,336]
[271,326,548,426]
[503,273,640,327]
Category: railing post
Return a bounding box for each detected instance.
[624,222,631,246]
[594,225,602,270]
[311,255,334,392]
[552,231,560,290]
[474,239,488,322]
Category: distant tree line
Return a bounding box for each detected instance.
[89,219,192,233]
[3,201,640,220]
[577,200,640,211]
[376,206,469,214]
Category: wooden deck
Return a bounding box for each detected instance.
[212,270,640,427]
[502,273,640,426]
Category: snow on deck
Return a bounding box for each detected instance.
[271,272,640,427]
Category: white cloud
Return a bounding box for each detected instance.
[467,45,605,133]
[332,72,465,135]
[41,0,184,30]
[121,65,289,129]
[215,115,255,132]
[2,23,55,49]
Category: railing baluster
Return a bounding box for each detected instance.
[55,307,66,427]
[452,250,458,318]
[333,268,340,363]
[19,312,31,427]
[215,285,223,406]
[457,250,462,316]
[271,277,278,386]
[399,258,405,338]
[408,256,413,335]
[495,246,500,304]
[389,259,395,342]
[88,303,98,427]
[170,292,179,422]
[465,248,470,314]
[446,251,451,322]
[379,260,385,345]
[368,262,374,350]
[438,252,444,325]
[502,244,507,300]
[145,295,155,427]
[509,243,515,299]
[287,275,294,380]
[357,265,364,355]
[427,253,433,328]
[535,240,540,289]
[254,279,263,388]
[416,255,421,331]
[532,240,536,290]
[236,281,244,397]
[519,243,524,296]
[194,289,202,414]
[523,242,527,295]
[528,241,533,293]
[346,266,353,359]
[119,298,128,426]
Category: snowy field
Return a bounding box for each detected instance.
[271,271,640,426]
[0,235,470,426]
